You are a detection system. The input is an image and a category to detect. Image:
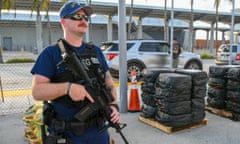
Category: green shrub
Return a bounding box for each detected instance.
[6,58,35,63]
[200,53,215,59]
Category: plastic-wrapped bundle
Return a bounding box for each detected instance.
[141,82,155,94]
[207,86,226,108]
[225,101,240,113]
[207,97,225,109]
[156,73,192,90]
[155,88,191,102]
[208,86,226,99]
[141,81,156,107]
[141,104,157,118]
[191,98,205,123]
[227,67,240,81]
[156,100,191,115]
[208,77,227,88]
[192,109,206,124]
[141,69,175,84]
[155,110,192,128]
[227,79,240,91]
[141,93,156,107]
[208,65,229,78]
[192,98,205,110]
[226,90,240,103]
[175,69,208,86]
[192,85,207,98]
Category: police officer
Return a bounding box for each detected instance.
[31,2,119,144]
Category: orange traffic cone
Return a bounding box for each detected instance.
[128,70,141,112]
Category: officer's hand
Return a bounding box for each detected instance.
[68,83,94,103]
[110,106,120,123]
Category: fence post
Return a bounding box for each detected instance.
[0,76,4,102]
[0,48,3,63]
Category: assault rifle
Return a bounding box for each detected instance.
[57,41,129,144]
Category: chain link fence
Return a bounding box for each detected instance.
[0,51,37,115]
[0,3,61,115]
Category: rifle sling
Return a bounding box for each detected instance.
[58,40,66,54]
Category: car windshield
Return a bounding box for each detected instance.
[101,42,134,51]
[218,44,237,52]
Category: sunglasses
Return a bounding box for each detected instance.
[64,14,89,22]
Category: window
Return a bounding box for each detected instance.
[139,42,169,52]
[218,44,238,53]
[232,45,237,52]
[103,43,134,51]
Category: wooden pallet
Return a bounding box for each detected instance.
[205,106,240,121]
[138,116,208,134]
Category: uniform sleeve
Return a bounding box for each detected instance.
[31,46,61,79]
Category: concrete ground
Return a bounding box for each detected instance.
[1,55,238,144]
[1,111,240,144]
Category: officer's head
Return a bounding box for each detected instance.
[59,2,93,36]
[59,1,93,19]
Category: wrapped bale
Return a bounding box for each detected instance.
[175,69,208,123]
[141,104,157,118]
[175,69,208,86]
[155,111,192,128]
[207,86,226,108]
[208,65,229,78]
[156,100,191,115]
[192,98,206,123]
[141,69,175,117]
[155,73,192,127]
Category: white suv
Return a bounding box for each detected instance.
[101,39,203,80]
[215,44,240,65]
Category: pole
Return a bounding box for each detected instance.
[0,76,4,102]
[170,0,174,68]
[229,0,235,65]
[118,0,128,113]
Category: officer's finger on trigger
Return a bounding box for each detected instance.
[86,94,94,103]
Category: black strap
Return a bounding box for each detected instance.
[51,115,104,136]
[57,39,96,56]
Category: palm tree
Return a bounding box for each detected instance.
[228,0,234,65]
[213,0,233,54]
[163,0,168,42]
[189,0,194,52]
[0,0,12,19]
[0,0,13,63]
[31,0,67,54]
[86,0,92,41]
[214,0,220,53]
[128,0,134,39]
[0,0,67,56]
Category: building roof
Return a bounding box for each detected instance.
[1,0,240,30]
[6,0,240,24]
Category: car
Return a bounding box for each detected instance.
[215,44,240,65]
[101,39,203,80]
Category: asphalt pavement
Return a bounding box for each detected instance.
[1,110,240,144]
